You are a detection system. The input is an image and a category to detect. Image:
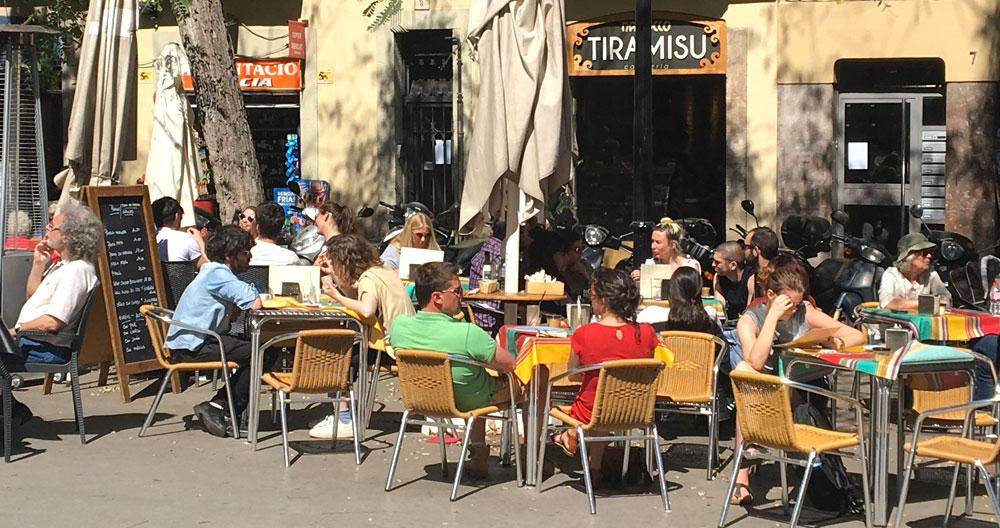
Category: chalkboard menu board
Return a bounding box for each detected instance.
[83,186,166,402]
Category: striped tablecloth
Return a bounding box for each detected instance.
[861,307,1000,342]
[784,342,973,381]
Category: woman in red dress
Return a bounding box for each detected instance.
[553,267,658,484]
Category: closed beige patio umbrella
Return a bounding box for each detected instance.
[56,0,137,201]
[461,0,575,292]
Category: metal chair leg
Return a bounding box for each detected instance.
[279,391,290,468]
[270,389,278,424]
[211,369,218,391]
[651,424,670,511]
[893,443,921,528]
[790,451,818,528]
[139,373,172,437]
[577,426,597,515]
[943,462,962,527]
[536,414,551,491]
[331,395,341,451]
[2,379,11,463]
[450,416,476,501]
[349,388,361,465]
[70,361,85,444]
[718,442,747,527]
[622,433,631,482]
[384,409,409,491]
[707,405,718,480]
[977,461,1000,521]
[436,419,449,477]
[510,407,523,487]
[857,429,873,528]
[780,452,790,515]
[219,365,240,441]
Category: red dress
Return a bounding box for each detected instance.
[568,322,658,424]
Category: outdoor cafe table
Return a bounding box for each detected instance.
[640,296,727,316]
[859,306,1000,342]
[781,342,976,527]
[499,325,675,486]
[245,302,371,453]
[464,291,566,325]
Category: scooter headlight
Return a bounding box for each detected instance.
[940,240,963,262]
[584,225,608,246]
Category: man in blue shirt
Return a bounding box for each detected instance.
[165,225,277,437]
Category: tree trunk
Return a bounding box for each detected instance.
[174,0,262,222]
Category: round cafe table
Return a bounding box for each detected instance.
[464,290,567,326]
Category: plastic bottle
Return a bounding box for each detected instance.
[990,279,1000,317]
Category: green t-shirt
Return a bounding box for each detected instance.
[390,311,499,411]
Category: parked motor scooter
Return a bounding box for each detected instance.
[289,204,376,265]
[826,210,890,321]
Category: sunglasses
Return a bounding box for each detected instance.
[437,285,463,298]
[413,232,432,240]
[239,213,255,223]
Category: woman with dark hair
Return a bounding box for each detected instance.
[234,206,256,237]
[658,266,721,336]
[312,234,414,439]
[310,202,358,267]
[531,228,593,301]
[551,267,658,485]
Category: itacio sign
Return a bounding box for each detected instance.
[182,58,302,91]
[567,13,726,76]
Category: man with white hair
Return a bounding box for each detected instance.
[4,200,102,422]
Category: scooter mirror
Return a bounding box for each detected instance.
[831,210,850,226]
[583,225,608,246]
[740,200,756,216]
[287,180,301,196]
[860,246,886,265]
[909,204,924,219]
[357,206,375,218]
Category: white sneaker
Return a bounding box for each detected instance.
[308,414,355,439]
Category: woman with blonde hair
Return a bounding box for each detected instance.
[629,217,701,281]
[379,212,440,270]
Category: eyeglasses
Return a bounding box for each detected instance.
[437,285,463,298]
[413,232,432,240]
[239,213,255,223]
[45,222,60,232]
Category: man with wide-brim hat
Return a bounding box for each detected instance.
[878,232,951,311]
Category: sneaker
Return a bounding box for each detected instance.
[308,414,355,440]
[193,401,228,438]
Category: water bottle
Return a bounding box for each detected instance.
[990,279,1000,317]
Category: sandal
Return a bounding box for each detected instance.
[552,430,578,457]
[729,482,754,506]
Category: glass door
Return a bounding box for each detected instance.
[834,94,930,254]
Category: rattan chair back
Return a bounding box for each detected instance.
[394,349,463,418]
[286,329,357,393]
[911,384,975,421]
[730,369,799,452]
[657,331,716,402]
[586,359,664,432]
[140,304,174,368]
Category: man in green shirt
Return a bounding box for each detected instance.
[390,261,518,477]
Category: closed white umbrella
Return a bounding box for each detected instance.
[56,0,138,201]
[144,43,199,227]
[461,0,575,292]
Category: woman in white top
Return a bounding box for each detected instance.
[878,232,951,310]
[629,217,702,281]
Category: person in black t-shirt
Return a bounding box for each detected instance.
[712,241,754,322]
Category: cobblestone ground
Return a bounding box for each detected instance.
[0,371,996,528]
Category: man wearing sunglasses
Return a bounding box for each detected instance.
[390,262,518,477]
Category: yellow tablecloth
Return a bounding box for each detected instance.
[512,336,674,384]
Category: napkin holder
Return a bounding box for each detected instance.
[917,294,938,315]
[526,280,564,296]
[478,279,499,294]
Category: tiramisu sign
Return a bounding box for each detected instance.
[567,14,725,76]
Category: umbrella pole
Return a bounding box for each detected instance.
[503,180,522,295]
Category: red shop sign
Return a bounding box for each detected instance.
[288,20,307,59]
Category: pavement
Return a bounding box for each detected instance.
[1,371,997,528]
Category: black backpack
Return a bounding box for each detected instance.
[791,402,865,515]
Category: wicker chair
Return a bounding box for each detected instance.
[720,369,872,528]
[160,261,197,309]
[139,305,241,439]
[895,394,1000,528]
[656,331,728,480]
[260,329,363,467]
[536,358,668,515]
[385,349,523,501]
